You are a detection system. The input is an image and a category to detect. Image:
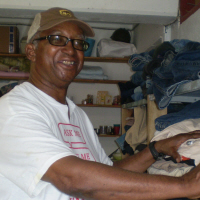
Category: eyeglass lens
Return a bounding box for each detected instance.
[49,35,89,51]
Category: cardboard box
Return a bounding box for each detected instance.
[0,26,19,54]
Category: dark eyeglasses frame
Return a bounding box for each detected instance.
[32,35,89,51]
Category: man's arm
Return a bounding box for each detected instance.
[42,155,200,200]
[42,131,200,200]
[113,130,200,172]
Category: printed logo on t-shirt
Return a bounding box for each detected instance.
[58,123,96,161]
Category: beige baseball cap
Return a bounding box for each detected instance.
[27,7,95,43]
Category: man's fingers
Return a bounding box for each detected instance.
[171,149,181,163]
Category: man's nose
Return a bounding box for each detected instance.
[61,40,76,54]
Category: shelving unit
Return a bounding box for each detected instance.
[122,79,200,143]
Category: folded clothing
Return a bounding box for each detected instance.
[75,74,108,80]
[79,65,104,75]
[152,118,200,166]
[148,159,194,177]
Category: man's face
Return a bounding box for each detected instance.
[30,21,85,89]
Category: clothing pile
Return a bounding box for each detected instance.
[119,40,200,162]
[147,100,200,177]
[75,65,108,80]
[123,39,200,109]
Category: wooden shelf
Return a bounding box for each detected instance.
[77,104,121,108]
[84,57,129,63]
[0,54,129,63]
[0,76,28,80]
[0,53,26,57]
[73,79,127,84]
[98,134,119,137]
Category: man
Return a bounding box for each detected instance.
[0,7,200,200]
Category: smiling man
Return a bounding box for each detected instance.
[1,7,200,200]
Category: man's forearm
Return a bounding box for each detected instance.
[113,146,155,173]
[43,156,190,200]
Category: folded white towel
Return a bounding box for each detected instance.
[79,65,104,75]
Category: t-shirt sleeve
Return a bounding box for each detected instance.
[0,112,75,197]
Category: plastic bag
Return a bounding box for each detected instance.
[97,39,137,57]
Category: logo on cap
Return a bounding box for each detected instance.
[59,10,72,17]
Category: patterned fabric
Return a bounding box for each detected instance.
[0,82,19,97]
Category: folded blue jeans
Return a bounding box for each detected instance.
[153,49,200,109]
[131,92,144,101]
[155,100,200,131]
[170,39,191,53]
[131,71,145,86]
[128,52,152,71]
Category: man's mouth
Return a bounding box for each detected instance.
[62,61,75,65]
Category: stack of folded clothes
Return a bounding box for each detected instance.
[75,65,108,80]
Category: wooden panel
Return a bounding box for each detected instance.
[147,95,167,143]
[180,0,200,23]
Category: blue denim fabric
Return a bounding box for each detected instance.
[153,79,190,110]
[169,49,200,82]
[161,50,176,68]
[155,100,200,131]
[172,61,200,82]
[170,39,191,53]
[179,41,200,53]
[134,86,142,93]
[153,48,200,109]
[131,92,144,101]
[167,103,187,114]
[131,71,145,86]
[146,84,153,95]
[128,52,152,71]
[121,88,135,98]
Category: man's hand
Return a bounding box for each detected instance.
[154,130,200,163]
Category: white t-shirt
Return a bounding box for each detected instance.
[0,82,113,200]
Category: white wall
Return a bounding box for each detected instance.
[171,9,200,42]
[134,24,164,53]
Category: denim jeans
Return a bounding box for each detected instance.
[170,39,191,53]
[128,52,152,71]
[179,41,200,53]
[155,100,200,131]
[152,75,190,110]
[131,71,145,86]
[131,92,144,101]
[153,49,200,109]
[161,50,176,68]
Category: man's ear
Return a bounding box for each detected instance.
[25,43,36,62]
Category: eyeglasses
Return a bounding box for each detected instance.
[33,35,89,51]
